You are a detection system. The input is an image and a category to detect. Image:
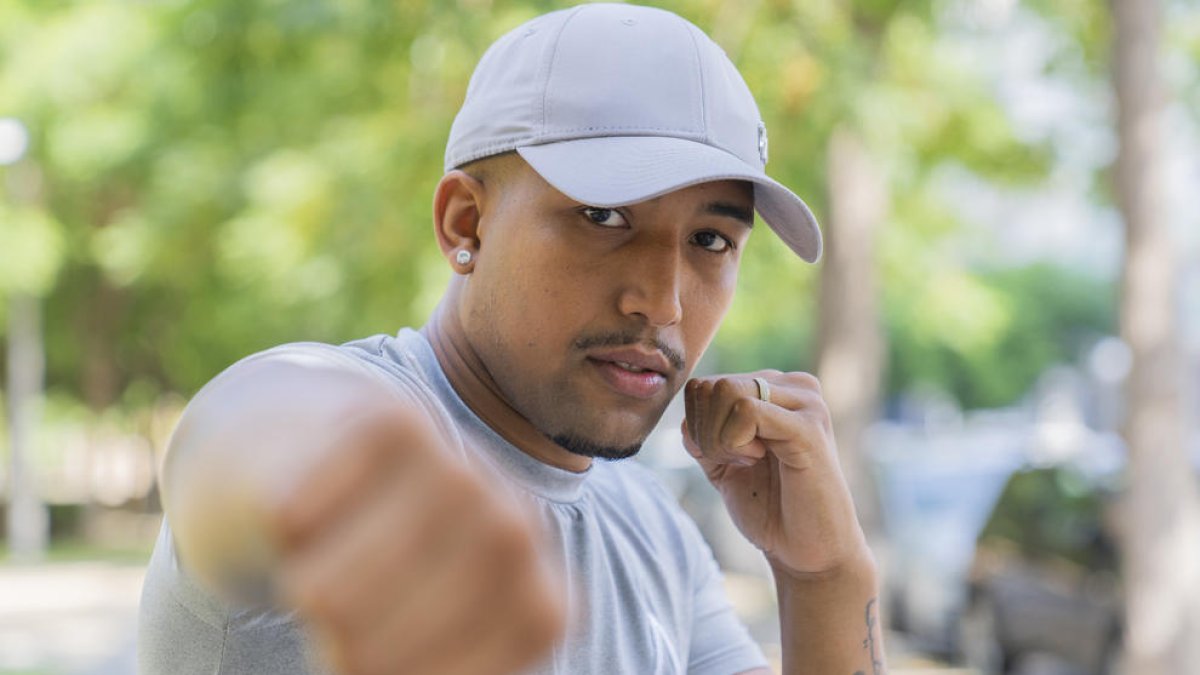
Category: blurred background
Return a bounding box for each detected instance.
[1,0,1198,673]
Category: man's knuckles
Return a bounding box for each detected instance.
[436,463,489,510]
[778,370,821,394]
[710,376,741,400]
[429,595,564,675]
[502,551,568,666]
[285,567,355,628]
[437,468,543,573]
[730,396,759,419]
[481,507,539,571]
[808,404,834,435]
[266,418,425,545]
[716,399,758,447]
[523,584,567,651]
[332,634,392,675]
[489,599,564,675]
[267,497,315,551]
[289,507,560,674]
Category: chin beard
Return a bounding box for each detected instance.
[549,432,643,461]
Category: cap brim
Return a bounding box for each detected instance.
[516,136,822,262]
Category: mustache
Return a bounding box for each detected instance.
[573,332,686,373]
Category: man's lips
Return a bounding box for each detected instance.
[586,347,673,377]
[585,347,673,400]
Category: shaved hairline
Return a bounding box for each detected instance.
[458,151,523,190]
[457,152,755,215]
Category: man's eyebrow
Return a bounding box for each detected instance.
[704,201,754,228]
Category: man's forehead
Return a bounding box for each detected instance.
[628,183,754,227]
[504,157,755,219]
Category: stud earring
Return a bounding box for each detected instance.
[455,250,472,265]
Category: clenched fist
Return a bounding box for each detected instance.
[164,358,565,675]
[682,370,869,578]
[272,405,566,675]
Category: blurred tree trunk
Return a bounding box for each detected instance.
[6,292,49,560]
[816,128,887,538]
[1111,0,1200,671]
[80,275,125,411]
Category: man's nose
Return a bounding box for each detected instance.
[616,243,684,327]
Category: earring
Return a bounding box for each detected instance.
[455,250,472,266]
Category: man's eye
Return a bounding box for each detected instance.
[581,207,628,228]
[691,231,733,253]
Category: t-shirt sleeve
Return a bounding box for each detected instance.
[678,513,770,675]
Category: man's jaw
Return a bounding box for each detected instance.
[549,431,644,461]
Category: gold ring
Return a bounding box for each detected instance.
[753,377,771,404]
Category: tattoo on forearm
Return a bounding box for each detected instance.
[852,597,885,675]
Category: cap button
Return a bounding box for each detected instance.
[621,18,636,26]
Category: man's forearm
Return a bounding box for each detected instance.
[774,551,886,675]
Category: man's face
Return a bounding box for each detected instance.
[459,158,753,459]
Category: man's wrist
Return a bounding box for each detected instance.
[770,546,886,675]
[767,542,879,589]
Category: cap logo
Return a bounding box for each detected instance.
[757,121,769,165]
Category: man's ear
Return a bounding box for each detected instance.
[432,169,488,273]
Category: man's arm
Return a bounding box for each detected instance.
[160,347,565,674]
[732,556,882,675]
[772,555,884,675]
[161,348,398,599]
[683,371,886,675]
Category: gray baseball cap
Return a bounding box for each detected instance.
[444,3,822,262]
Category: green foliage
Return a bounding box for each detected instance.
[886,263,1114,409]
[711,0,1059,407]
[1169,2,1200,117]
[979,466,1118,571]
[0,0,1123,413]
[0,205,63,295]
[715,231,819,375]
[1023,0,1111,74]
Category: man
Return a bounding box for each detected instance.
[139,4,885,675]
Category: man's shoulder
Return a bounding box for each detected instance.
[228,329,427,390]
[210,330,455,433]
[248,329,421,367]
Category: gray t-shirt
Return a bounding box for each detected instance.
[139,328,768,674]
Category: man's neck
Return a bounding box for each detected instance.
[421,291,593,474]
